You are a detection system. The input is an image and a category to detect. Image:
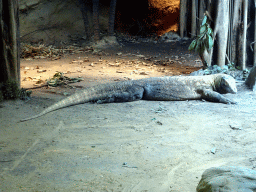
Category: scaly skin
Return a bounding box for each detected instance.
[19,74,237,122]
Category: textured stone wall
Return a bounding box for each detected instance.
[148,0,180,36]
[19,0,109,45]
[19,0,180,44]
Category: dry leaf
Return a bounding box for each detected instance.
[37,70,47,73]
[139,72,149,75]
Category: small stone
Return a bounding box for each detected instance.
[210,147,216,154]
[229,123,242,130]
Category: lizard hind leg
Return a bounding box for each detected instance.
[96,85,144,104]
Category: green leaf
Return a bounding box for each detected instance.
[202,15,207,26]
[207,27,213,36]
[205,36,209,49]
[201,41,206,53]
[188,40,197,51]
[195,41,201,52]
[200,25,207,34]
[207,34,214,50]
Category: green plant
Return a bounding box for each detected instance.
[47,72,83,87]
[227,62,236,71]
[188,15,214,54]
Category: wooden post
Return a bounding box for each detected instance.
[227,0,234,65]
[191,0,196,37]
[199,0,204,24]
[241,0,247,70]
[8,0,18,82]
[109,0,117,36]
[78,0,90,39]
[179,0,187,38]
[254,0,256,66]
[93,0,100,41]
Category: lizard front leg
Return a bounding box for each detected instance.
[198,89,237,104]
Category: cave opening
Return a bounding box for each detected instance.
[113,0,180,37]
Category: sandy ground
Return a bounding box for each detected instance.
[1,41,256,192]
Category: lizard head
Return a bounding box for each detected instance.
[215,74,237,94]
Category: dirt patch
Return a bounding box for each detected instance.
[1,41,256,191]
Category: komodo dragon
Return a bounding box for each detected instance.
[20,74,237,122]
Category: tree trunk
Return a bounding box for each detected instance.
[213,0,230,67]
[108,0,117,36]
[202,0,229,68]
[227,0,233,65]
[179,0,187,38]
[254,0,256,66]
[191,0,196,37]
[237,0,248,70]
[231,0,242,67]
[187,0,251,68]
[199,0,205,31]
[0,0,20,86]
[78,0,90,39]
[92,0,100,41]
[241,0,248,70]
[14,0,20,84]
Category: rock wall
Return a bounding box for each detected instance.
[19,0,109,45]
[115,0,180,37]
[19,0,180,44]
[148,0,180,36]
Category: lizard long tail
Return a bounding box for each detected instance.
[19,91,90,122]
[19,85,109,122]
[19,81,135,122]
